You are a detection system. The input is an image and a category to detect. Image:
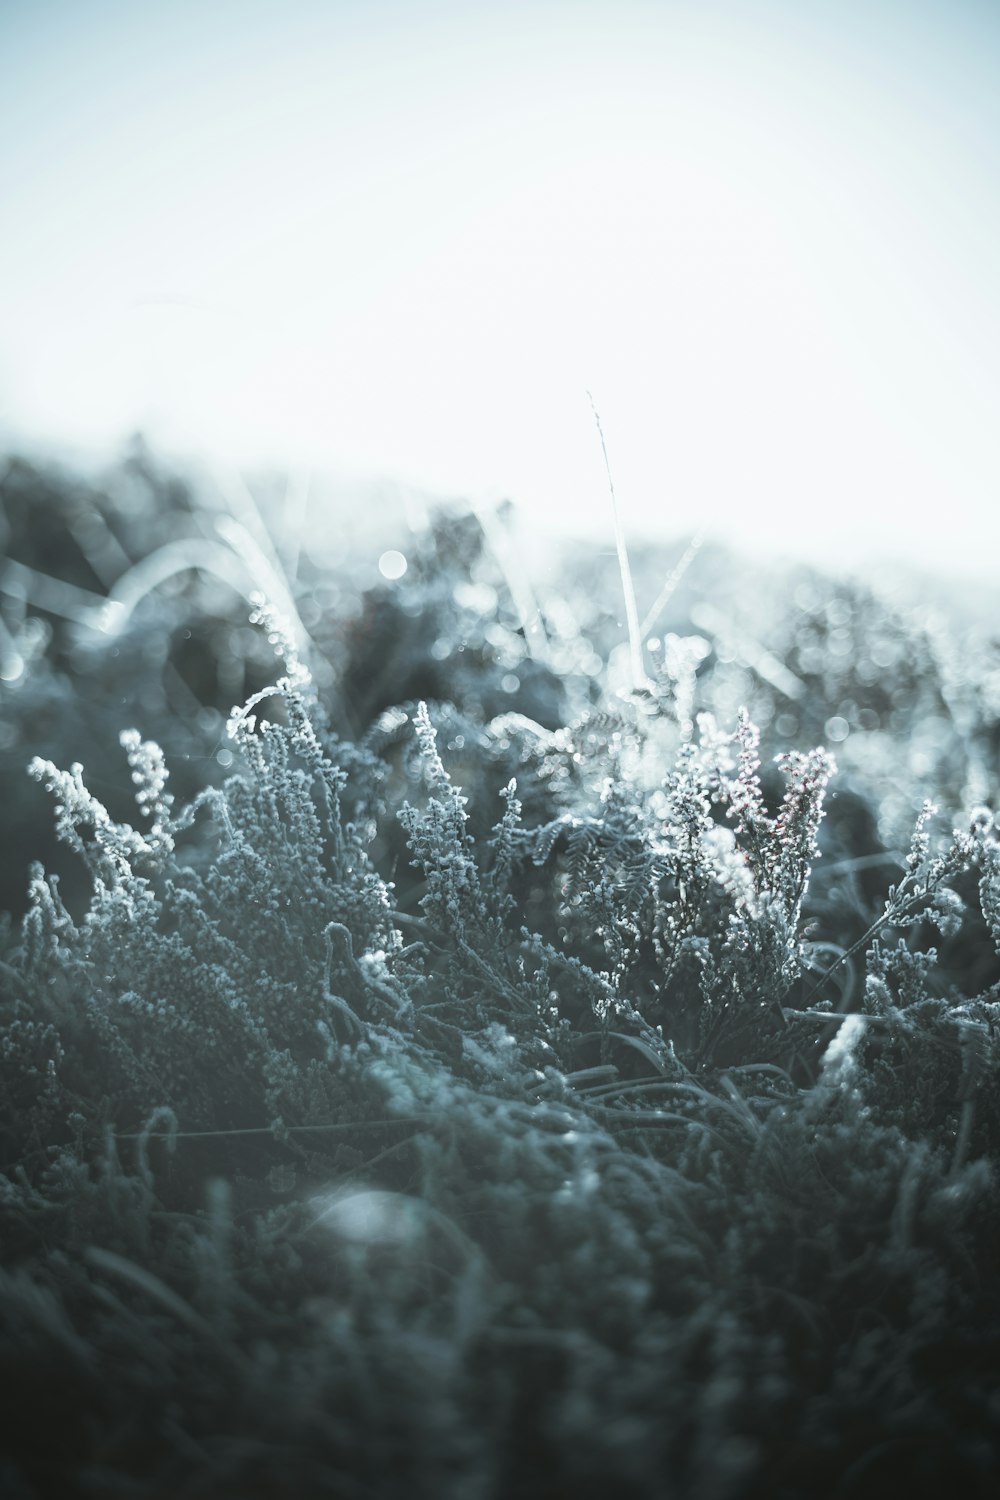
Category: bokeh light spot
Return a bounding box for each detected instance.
[378,550,408,581]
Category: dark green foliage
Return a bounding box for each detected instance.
[2,461,1000,1497]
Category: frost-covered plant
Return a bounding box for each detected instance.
[3,521,1000,1499]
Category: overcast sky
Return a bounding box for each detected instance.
[1,0,998,574]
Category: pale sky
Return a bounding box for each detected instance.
[1,0,998,574]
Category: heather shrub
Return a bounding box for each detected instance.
[2,458,1000,1497]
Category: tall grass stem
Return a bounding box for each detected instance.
[587,392,645,690]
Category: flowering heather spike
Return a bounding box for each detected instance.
[489,778,522,903]
[772,745,836,920]
[120,731,174,847]
[28,753,156,882]
[729,710,765,823]
[907,799,938,872]
[979,839,1000,954]
[248,591,310,687]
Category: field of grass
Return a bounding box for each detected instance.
[1,445,999,1498]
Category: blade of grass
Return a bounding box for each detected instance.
[472,498,548,663]
[639,530,704,640]
[587,391,646,691]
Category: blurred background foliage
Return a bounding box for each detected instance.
[1,440,996,932]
